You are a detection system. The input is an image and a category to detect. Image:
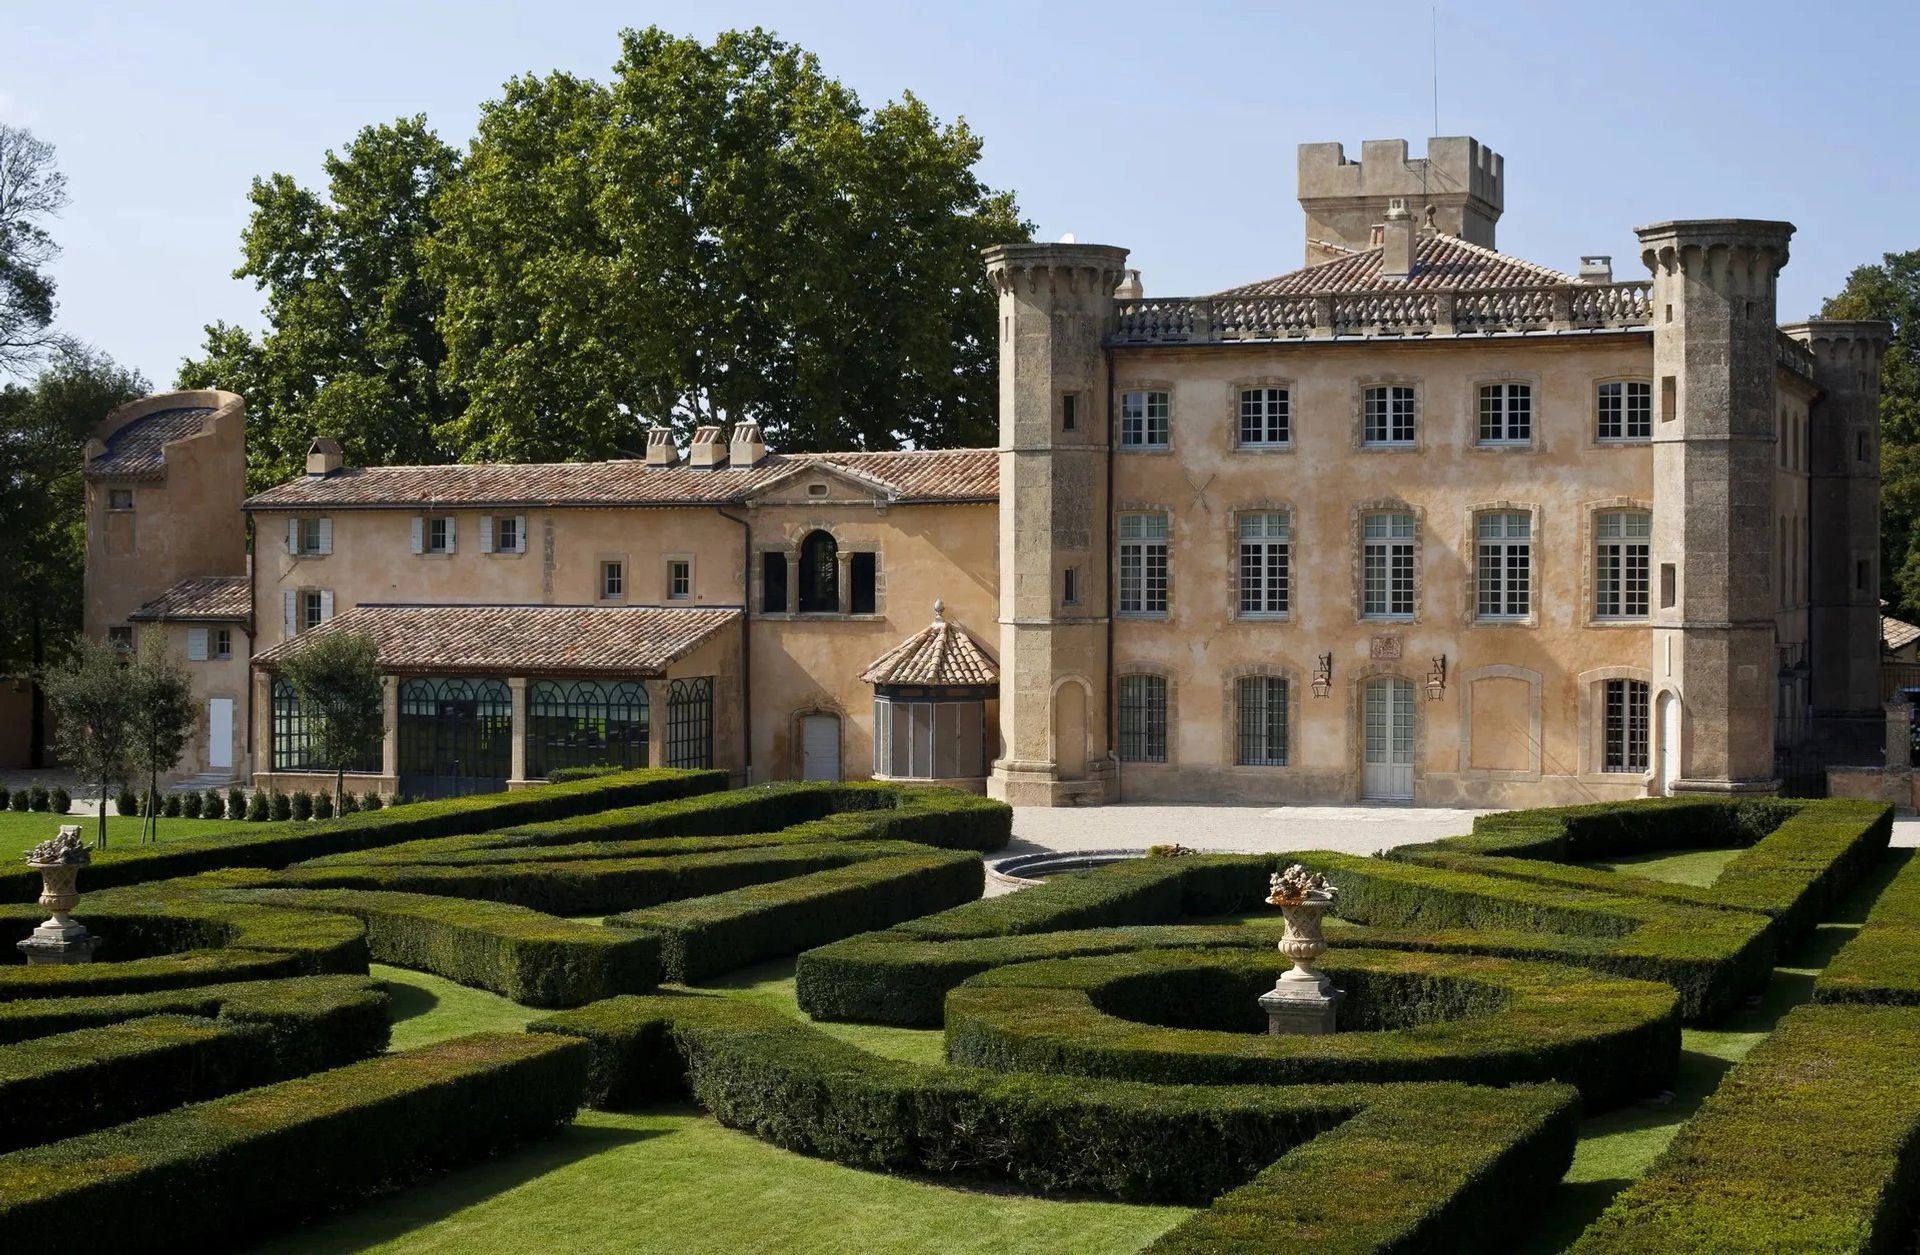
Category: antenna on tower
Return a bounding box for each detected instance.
[1431,7,1440,138]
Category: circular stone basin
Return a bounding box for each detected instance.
[944,946,1679,1110]
[986,848,1145,889]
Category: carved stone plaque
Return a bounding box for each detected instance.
[1369,635,1402,661]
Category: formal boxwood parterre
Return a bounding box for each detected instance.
[1816,848,1920,1006]
[944,947,1679,1110]
[0,1031,590,1252]
[530,992,1578,1253]
[1571,1003,1920,1254]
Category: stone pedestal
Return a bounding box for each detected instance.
[1260,973,1343,1036]
[17,920,96,965]
[17,853,96,965]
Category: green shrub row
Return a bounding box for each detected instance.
[945,947,1678,1111]
[212,883,659,1008]
[0,972,386,1044]
[0,976,388,1151]
[1400,798,1891,947]
[610,848,984,982]
[531,993,1577,1251]
[1816,848,1920,1006]
[1572,1003,1920,1253]
[0,767,728,901]
[0,890,367,1001]
[0,1031,589,1252]
[4,785,70,813]
[1426,796,1794,862]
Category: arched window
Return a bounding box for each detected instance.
[271,678,380,773]
[397,677,512,797]
[528,680,649,777]
[798,530,839,613]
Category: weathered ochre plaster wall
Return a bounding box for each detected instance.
[1109,334,1656,805]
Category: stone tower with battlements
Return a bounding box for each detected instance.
[983,243,1128,806]
[1296,137,1503,264]
[1638,220,1795,793]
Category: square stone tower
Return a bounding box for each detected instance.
[983,243,1129,806]
[1296,137,1503,264]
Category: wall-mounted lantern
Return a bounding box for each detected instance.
[1311,653,1333,699]
[1425,654,1448,701]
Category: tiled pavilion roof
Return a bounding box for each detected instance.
[129,576,251,623]
[860,602,998,688]
[1213,234,1572,298]
[85,406,216,480]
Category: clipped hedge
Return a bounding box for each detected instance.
[1425,796,1792,862]
[1816,848,1920,1006]
[0,972,387,1045]
[0,1031,589,1252]
[0,767,728,901]
[532,993,1576,1251]
[0,976,388,1151]
[1572,1003,1920,1253]
[945,947,1678,1110]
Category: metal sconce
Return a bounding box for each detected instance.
[1425,654,1447,701]
[1311,653,1333,699]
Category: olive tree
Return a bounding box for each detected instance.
[277,630,384,815]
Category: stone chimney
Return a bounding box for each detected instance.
[305,437,343,477]
[1380,199,1416,281]
[729,419,769,467]
[644,425,678,467]
[1578,255,1614,284]
[1113,269,1144,300]
[688,425,729,469]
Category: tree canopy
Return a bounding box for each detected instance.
[180,27,1028,486]
[0,125,73,379]
[1822,250,1920,616]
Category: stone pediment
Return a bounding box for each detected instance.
[741,459,898,509]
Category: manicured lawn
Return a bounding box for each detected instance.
[0,810,234,859]
[1582,845,1746,887]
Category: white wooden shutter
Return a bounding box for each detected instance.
[287,518,300,555]
[445,517,456,553]
[283,590,297,635]
[319,590,335,623]
[515,516,529,553]
[317,518,332,555]
[410,517,424,554]
[480,516,495,554]
[185,627,208,661]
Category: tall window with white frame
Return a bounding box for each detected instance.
[1118,512,1169,615]
[1362,385,1417,447]
[1237,512,1290,618]
[1238,387,1289,448]
[1603,678,1650,772]
[1594,511,1652,619]
[1235,675,1289,766]
[1478,383,1532,445]
[1476,512,1532,621]
[1116,674,1167,763]
[1120,390,1170,450]
[1597,381,1652,442]
[1362,511,1416,619]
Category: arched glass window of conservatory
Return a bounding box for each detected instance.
[397,676,513,797]
[271,678,380,773]
[528,680,649,777]
[798,530,839,613]
[872,696,987,781]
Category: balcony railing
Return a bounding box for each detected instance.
[1110,281,1655,344]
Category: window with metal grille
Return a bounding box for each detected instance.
[1603,679,1650,772]
[1118,512,1169,614]
[666,676,714,768]
[1478,383,1532,444]
[397,677,512,791]
[1362,512,1416,618]
[1236,675,1289,766]
[1238,512,1290,617]
[1238,387,1289,447]
[529,680,649,776]
[762,552,789,613]
[1594,511,1652,618]
[1117,674,1167,763]
[1120,390,1169,449]
[1597,381,1652,441]
[1362,385,1417,446]
[1476,512,1532,620]
[272,678,380,773]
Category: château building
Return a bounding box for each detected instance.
[83,136,1889,807]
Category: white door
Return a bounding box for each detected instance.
[207,698,234,773]
[801,714,840,781]
[1363,678,1415,801]
[1657,692,1680,796]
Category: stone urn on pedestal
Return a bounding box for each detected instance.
[17,825,96,965]
[1258,863,1342,1036]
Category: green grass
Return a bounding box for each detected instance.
[1580,846,1746,887]
[375,965,538,1052]
[0,811,233,859]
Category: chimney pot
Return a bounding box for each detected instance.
[729,419,769,467]
[688,424,729,469]
[1578,255,1614,284]
[644,425,678,467]
[1380,198,1416,281]
[305,438,344,477]
[1113,269,1144,300]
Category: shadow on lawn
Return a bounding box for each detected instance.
[381,978,440,1027]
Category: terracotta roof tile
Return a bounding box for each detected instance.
[129,576,251,623]
[86,406,215,480]
[244,448,998,511]
[1884,615,1920,652]
[1213,235,1572,298]
[255,603,740,677]
[861,603,998,688]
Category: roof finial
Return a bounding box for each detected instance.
[932,599,945,623]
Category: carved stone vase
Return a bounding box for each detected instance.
[1259,890,1341,1035]
[18,860,95,965]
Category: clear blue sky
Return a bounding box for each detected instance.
[9,0,1919,386]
